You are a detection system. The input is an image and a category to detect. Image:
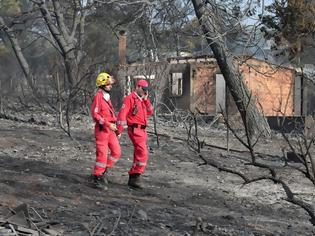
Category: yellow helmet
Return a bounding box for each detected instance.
[96,72,113,87]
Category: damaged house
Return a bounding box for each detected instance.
[115,32,315,123]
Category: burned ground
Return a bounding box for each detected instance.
[0,114,315,236]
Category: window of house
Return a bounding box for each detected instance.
[171,72,183,96]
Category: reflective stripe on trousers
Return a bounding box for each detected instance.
[93,129,121,176]
[127,127,148,174]
[95,162,106,168]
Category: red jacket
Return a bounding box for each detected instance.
[117,92,154,133]
[91,89,117,127]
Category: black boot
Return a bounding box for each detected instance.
[128,174,143,189]
[91,175,108,190]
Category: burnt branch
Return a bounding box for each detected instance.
[182,111,207,164]
[244,176,315,224]
[220,86,315,225]
[204,157,248,182]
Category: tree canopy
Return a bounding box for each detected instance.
[261,0,315,65]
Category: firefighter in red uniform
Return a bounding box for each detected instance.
[90,72,121,190]
[117,79,154,189]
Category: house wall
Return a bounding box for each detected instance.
[188,58,295,117]
[239,58,295,116]
[167,64,191,110]
[117,57,298,117]
[190,61,218,114]
[303,79,315,116]
[215,74,226,113]
[294,75,302,116]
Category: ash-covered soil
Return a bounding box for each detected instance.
[0,115,314,236]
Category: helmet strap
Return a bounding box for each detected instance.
[101,86,111,94]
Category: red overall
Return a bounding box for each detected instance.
[91,89,121,176]
[117,92,154,174]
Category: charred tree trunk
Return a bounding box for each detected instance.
[191,0,271,138]
[0,17,37,92]
[38,0,77,87]
[1,0,90,137]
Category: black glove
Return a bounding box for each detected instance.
[99,124,104,131]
